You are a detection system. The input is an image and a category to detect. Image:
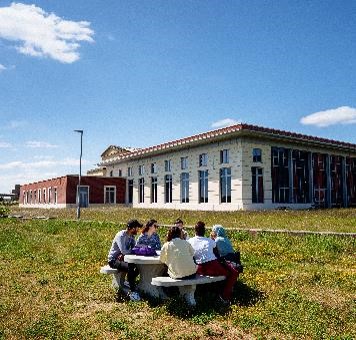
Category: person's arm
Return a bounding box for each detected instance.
[213,246,221,259]
[159,243,168,264]
[117,232,132,255]
[156,234,161,250]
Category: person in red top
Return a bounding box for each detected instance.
[188,221,239,304]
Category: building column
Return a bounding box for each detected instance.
[326,154,331,208]
[288,149,293,203]
[342,156,348,207]
[308,152,313,205]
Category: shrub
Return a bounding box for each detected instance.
[0,205,9,218]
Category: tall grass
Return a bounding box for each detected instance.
[0,217,355,339]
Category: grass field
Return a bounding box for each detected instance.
[0,208,355,339]
[8,206,356,233]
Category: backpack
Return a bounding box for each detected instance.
[131,245,157,256]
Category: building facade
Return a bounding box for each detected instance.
[19,175,126,208]
[98,124,356,211]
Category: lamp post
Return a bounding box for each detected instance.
[74,129,83,219]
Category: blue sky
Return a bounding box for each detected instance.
[1,1,356,193]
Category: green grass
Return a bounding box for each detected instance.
[0,213,355,339]
[9,205,356,233]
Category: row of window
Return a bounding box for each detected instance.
[271,147,356,207]
[23,186,118,205]
[23,187,58,205]
[126,148,262,178]
[127,166,264,205]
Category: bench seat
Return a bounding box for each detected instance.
[151,275,226,306]
[100,265,129,293]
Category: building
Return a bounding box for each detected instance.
[19,175,126,208]
[97,123,356,211]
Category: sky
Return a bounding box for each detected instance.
[1,1,356,193]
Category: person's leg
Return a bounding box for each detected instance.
[127,263,139,291]
[109,259,128,272]
[197,260,238,301]
[220,262,239,301]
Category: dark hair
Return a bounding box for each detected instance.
[141,219,157,234]
[127,219,143,230]
[195,221,205,236]
[175,218,183,225]
[167,226,182,242]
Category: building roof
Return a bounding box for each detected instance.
[99,123,356,165]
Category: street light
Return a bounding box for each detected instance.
[74,129,83,219]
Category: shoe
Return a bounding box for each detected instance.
[123,280,130,288]
[128,291,141,302]
[218,295,230,306]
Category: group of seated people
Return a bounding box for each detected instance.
[107,218,242,303]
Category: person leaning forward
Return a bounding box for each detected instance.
[107,219,142,301]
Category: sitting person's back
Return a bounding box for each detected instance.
[160,226,196,279]
[188,221,239,303]
[211,225,243,272]
[211,225,234,257]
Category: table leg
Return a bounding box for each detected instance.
[178,285,197,306]
[136,263,167,298]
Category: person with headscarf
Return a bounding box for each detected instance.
[211,225,243,273]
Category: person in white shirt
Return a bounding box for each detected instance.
[188,221,239,303]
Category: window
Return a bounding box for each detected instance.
[199,153,208,167]
[181,172,189,203]
[252,167,264,203]
[253,148,262,162]
[139,178,144,203]
[181,157,188,170]
[43,188,46,203]
[54,187,57,204]
[220,149,229,164]
[346,157,356,206]
[151,177,158,203]
[312,153,328,207]
[139,165,145,176]
[48,187,52,203]
[38,189,41,203]
[292,150,310,204]
[272,147,290,203]
[151,163,157,174]
[110,170,113,177]
[220,168,231,203]
[165,160,172,172]
[128,179,134,204]
[118,169,122,177]
[199,170,208,203]
[30,190,32,203]
[127,167,133,177]
[23,191,26,204]
[105,186,116,204]
[165,175,173,203]
[34,190,37,203]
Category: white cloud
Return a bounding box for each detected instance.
[0,2,94,63]
[0,142,12,148]
[0,63,6,72]
[300,106,356,127]
[25,140,58,149]
[211,118,240,129]
[0,157,92,193]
